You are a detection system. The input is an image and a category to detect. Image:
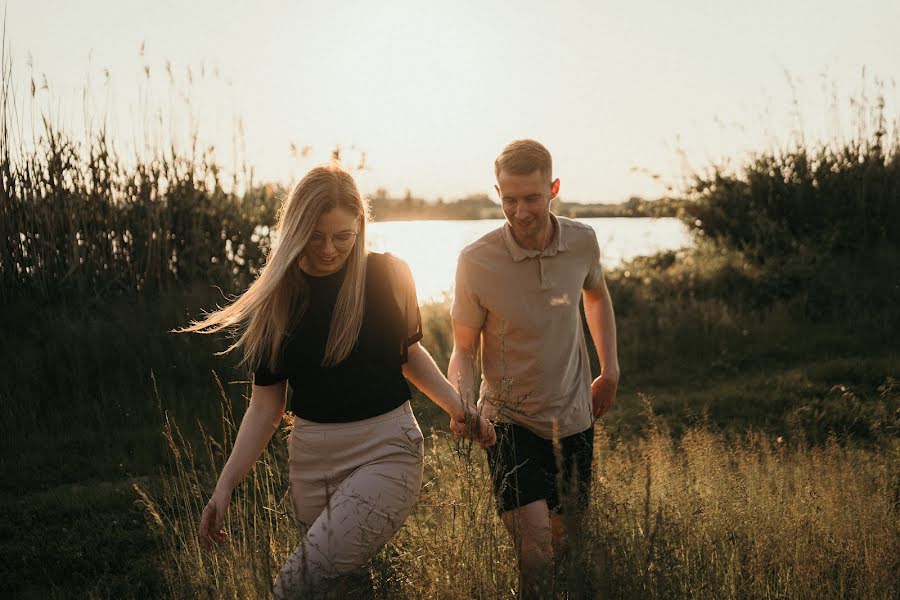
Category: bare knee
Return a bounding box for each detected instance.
[517,536,554,599]
[550,512,567,553]
[519,536,553,571]
[502,501,552,559]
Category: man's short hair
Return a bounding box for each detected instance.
[494,139,553,180]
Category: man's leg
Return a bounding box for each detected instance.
[488,423,570,597]
[501,499,554,599]
[550,512,567,552]
[550,425,596,575]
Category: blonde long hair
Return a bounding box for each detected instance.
[182,165,369,369]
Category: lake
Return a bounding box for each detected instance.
[367,217,692,302]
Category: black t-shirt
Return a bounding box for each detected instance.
[252,252,423,423]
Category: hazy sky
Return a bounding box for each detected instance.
[7,0,900,202]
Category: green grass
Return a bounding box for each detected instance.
[0,479,164,599]
[0,285,250,493]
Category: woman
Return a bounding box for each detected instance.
[183,165,495,598]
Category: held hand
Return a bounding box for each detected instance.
[591,373,618,417]
[449,416,465,438]
[450,414,496,448]
[475,415,497,447]
[198,489,231,549]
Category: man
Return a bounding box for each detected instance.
[448,139,619,597]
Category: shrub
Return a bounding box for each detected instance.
[681,96,900,266]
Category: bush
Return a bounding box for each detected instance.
[681,97,900,266]
[0,125,283,302]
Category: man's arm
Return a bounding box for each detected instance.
[583,273,620,417]
[447,319,483,435]
[447,319,481,404]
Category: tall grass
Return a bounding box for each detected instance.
[138,386,900,599]
[136,373,296,599]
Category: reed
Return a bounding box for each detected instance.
[0,35,281,306]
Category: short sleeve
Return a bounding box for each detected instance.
[252,358,288,386]
[451,253,486,328]
[386,255,423,361]
[583,228,604,290]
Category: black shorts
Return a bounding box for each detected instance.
[485,421,594,515]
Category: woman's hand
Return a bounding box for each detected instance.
[197,382,285,550]
[450,412,496,448]
[198,489,232,549]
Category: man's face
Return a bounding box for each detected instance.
[495,169,559,247]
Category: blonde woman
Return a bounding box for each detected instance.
[184,165,495,598]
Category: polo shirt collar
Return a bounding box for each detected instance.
[501,213,569,262]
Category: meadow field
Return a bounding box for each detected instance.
[2,56,899,598]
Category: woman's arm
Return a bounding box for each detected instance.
[199,381,287,547]
[403,342,495,447]
[403,342,467,420]
[215,381,287,491]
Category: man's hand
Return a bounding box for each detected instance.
[591,372,618,417]
[450,413,497,447]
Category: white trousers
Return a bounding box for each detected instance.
[273,401,424,599]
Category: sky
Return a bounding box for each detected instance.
[6,0,900,203]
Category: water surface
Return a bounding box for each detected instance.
[367,217,691,302]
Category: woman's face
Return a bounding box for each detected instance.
[301,207,360,276]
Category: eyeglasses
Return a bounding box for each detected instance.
[307,231,358,249]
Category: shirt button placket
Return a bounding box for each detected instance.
[539,257,550,290]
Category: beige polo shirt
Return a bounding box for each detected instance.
[451,214,603,439]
